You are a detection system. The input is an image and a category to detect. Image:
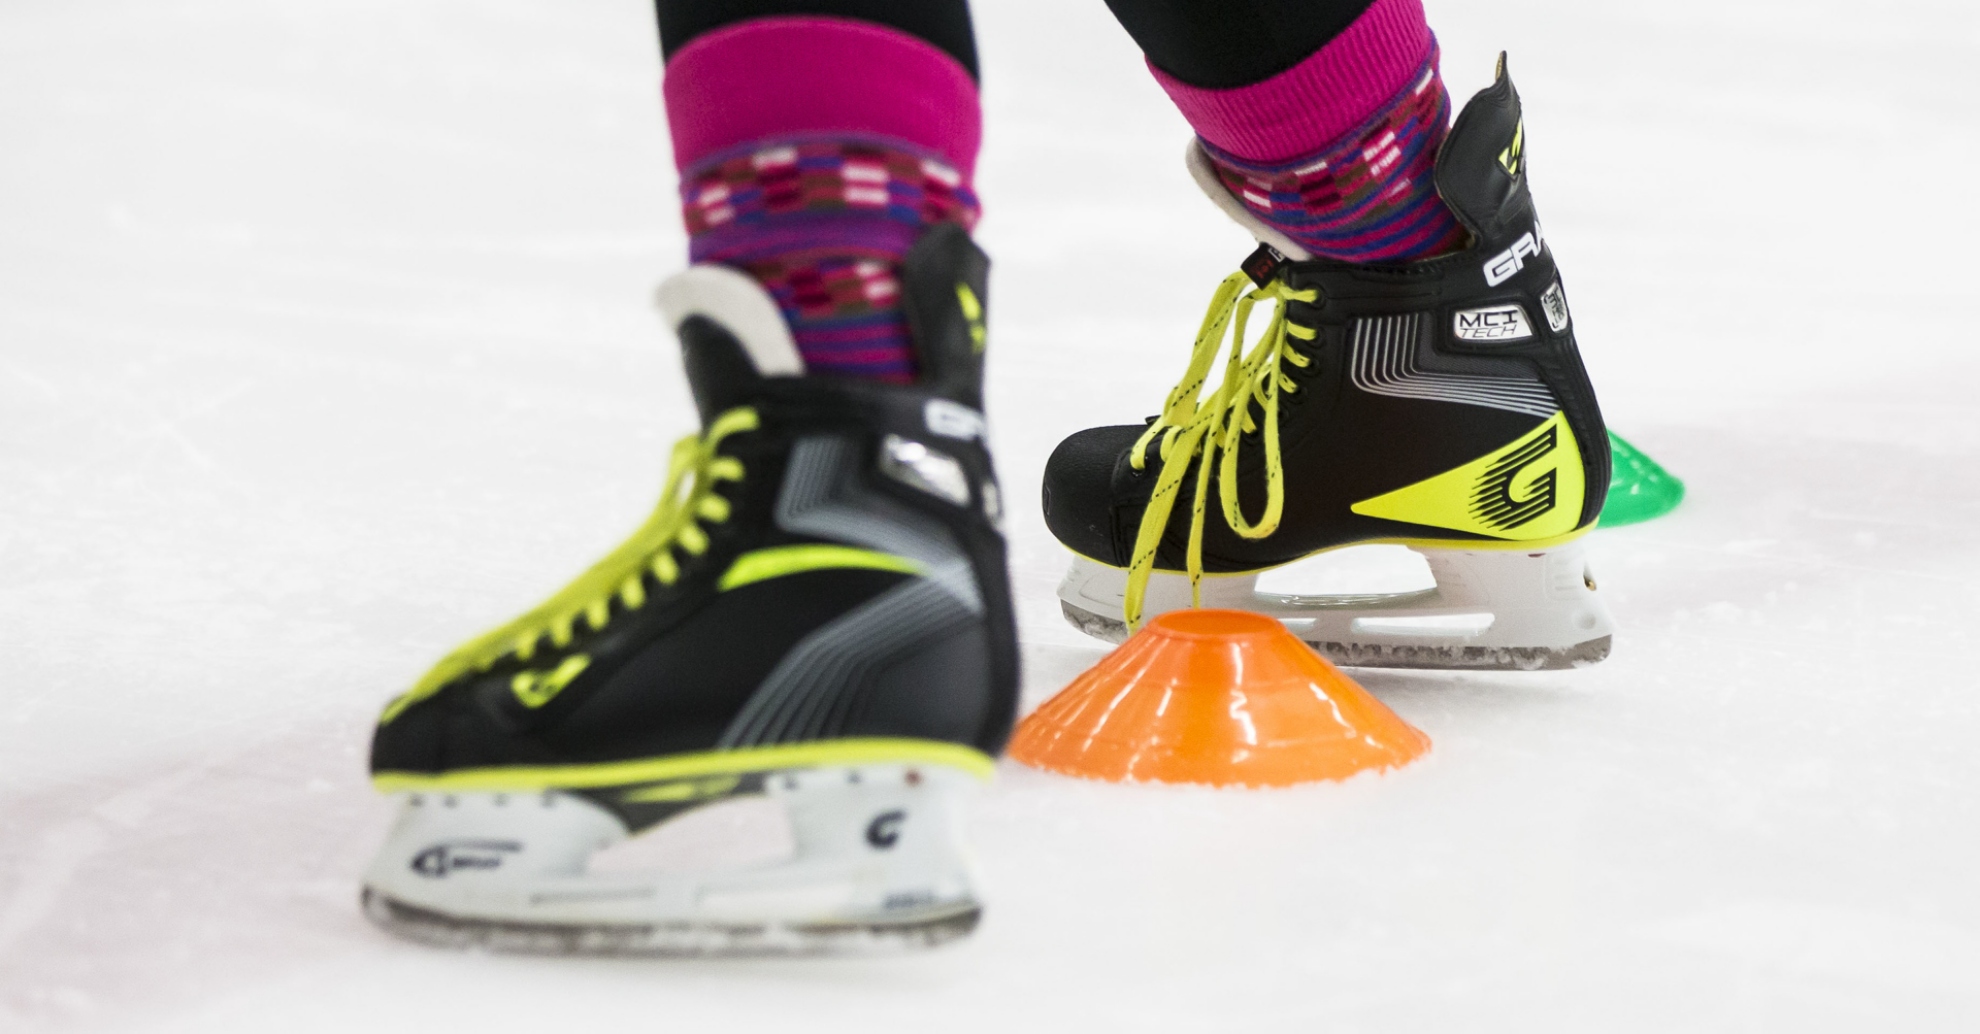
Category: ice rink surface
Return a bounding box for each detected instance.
[3,0,1978,1029]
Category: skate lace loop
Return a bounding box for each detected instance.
[380,407,759,723]
[1123,272,1317,629]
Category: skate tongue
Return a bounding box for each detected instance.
[657,265,804,424]
[1434,52,1537,246]
[659,229,989,421]
[899,224,990,409]
[676,319,769,424]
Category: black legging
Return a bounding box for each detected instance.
[653,0,1377,88]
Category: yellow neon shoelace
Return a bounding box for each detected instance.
[380,406,759,723]
[1122,272,1318,629]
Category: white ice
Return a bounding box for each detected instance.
[3,0,1978,1030]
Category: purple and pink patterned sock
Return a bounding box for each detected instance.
[1148,0,1467,265]
[663,18,982,382]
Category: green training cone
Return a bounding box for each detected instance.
[1600,432,1685,527]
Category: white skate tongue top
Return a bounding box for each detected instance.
[655,264,805,377]
[1182,139,1313,263]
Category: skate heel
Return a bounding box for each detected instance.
[1059,540,1613,671]
[361,760,983,955]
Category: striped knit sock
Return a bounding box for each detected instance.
[1149,0,1467,264]
[662,18,983,382]
[681,138,978,382]
[1201,51,1464,263]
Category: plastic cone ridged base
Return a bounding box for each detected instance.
[1010,610,1430,787]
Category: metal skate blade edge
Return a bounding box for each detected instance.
[1060,601,1129,644]
[361,887,981,957]
[1063,602,1612,672]
[1307,634,1612,672]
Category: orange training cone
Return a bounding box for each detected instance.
[1010,609,1429,787]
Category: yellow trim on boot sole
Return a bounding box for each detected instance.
[372,738,996,793]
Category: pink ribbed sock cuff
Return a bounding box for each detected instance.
[663,16,982,177]
[1149,0,1433,163]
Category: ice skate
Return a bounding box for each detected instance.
[1043,56,1614,670]
[363,225,1018,955]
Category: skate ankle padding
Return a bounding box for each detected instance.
[1434,53,1533,244]
[900,224,991,408]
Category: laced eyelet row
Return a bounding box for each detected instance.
[379,406,760,723]
[1122,272,1320,628]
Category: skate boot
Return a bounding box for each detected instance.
[362,225,1018,954]
[1044,56,1614,670]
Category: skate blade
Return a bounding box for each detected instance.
[360,886,980,957]
[1058,542,1615,672]
[1059,602,1610,672]
[360,757,987,957]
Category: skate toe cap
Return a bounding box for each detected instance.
[369,690,450,774]
[1042,424,1146,565]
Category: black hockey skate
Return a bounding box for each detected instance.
[363,225,1018,955]
[1044,56,1614,670]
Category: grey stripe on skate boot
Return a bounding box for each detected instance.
[714,433,990,748]
[775,435,982,610]
[718,574,979,747]
[1350,313,1558,417]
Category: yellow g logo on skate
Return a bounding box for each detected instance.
[511,654,591,709]
[1351,411,1584,540]
[1473,424,1560,530]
